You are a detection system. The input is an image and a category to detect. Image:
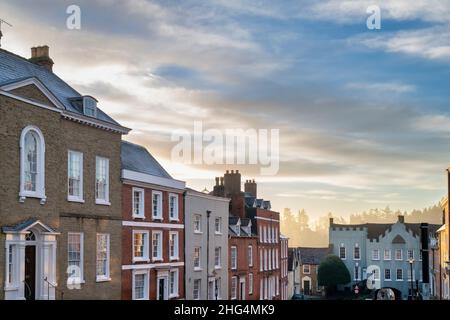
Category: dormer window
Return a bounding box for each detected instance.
[83,96,97,117]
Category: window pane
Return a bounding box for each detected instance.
[24,132,38,191]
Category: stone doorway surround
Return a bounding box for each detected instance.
[2,219,59,300]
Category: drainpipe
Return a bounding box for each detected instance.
[183,190,187,300]
[206,210,211,300]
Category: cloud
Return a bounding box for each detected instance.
[346,81,416,94]
[354,27,450,62]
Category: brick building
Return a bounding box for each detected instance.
[212,170,283,300]
[228,216,258,300]
[298,247,328,296]
[280,235,289,299]
[0,46,129,300]
[120,141,185,300]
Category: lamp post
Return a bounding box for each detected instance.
[408,258,415,300]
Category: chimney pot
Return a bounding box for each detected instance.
[29,45,54,72]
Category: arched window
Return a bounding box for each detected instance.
[20,126,46,203]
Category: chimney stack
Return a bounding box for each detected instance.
[224,170,241,196]
[398,215,405,224]
[215,177,220,186]
[244,179,257,197]
[29,45,54,72]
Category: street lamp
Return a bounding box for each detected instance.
[408,258,415,300]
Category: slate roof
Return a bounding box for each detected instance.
[2,218,57,233]
[331,222,441,241]
[0,49,121,126]
[245,196,256,207]
[229,216,254,237]
[121,141,172,178]
[298,247,329,265]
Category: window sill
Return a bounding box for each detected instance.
[169,294,179,299]
[194,231,203,235]
[96,199,111,206]
[384,279,392,282]
[19,192,47,204]
[396,279,404,282]
[132,215,146,220]
[194,268,203,272]
[96,276,111,282]
[133,258,150,263]
[169,218,179,222]
[152,258,163,262]
[152,217,163,222]
[215,232,222,235]
[214,266,222,270]
[68,197,85,203]
[170,257,179,262]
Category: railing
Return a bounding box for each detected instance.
[44,277,64,300]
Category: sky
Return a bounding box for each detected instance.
[1,0,450,222]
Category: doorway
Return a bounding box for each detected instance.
[303,280,311,295]
[157,276,168,300]
[24,245,36,300]
[239,279,245,300]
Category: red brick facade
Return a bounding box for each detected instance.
[121,181,185,300]
[228,235,258,300]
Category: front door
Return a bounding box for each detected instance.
[24,246,36,300]
[158,277,167,300]
[304,280,310,295]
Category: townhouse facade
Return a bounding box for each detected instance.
[184,188,229,300]
[298,247,328,296]
[212,170,285,300]
[121,141,185,300]
[0,46,129,300]
[329,216,439,300]
[437,168,450,299]
[228,216,258,300]
[280,235,289,300]
[287,248,301,298]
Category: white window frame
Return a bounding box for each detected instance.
[396,268,403,281]
[231,276,238,300]
[95,156,110,205]
[384,249,391,261]
[152,191,163,220]
[96,233,110,282]
[372,249,380,261]
[19,125,46,203]
[354,266,360,281]
[353,244,360,260]
[169,193,179,221]
[385,268,391,281]
[132,269,149,300]
[193,279,201,300]
[132,187,145,219]
[132,230,149,262]
[67,150,84,202]
[169,269,179,298]
[259,249,263,271]
[194,214,202,233]
[248,245,253,267]
[152,230,163,261]
[169,231,179,261]
[395,249,403,261]
[303,264,311,274]
[215,217,222,234]
[194,247,201,270]
[5,244,17,289]
[407,249,414,260]
[231,246,237,270]
[339,245,346,260]
[68,232,84,283]
[215,247,222,269]
[249,273,253,295]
